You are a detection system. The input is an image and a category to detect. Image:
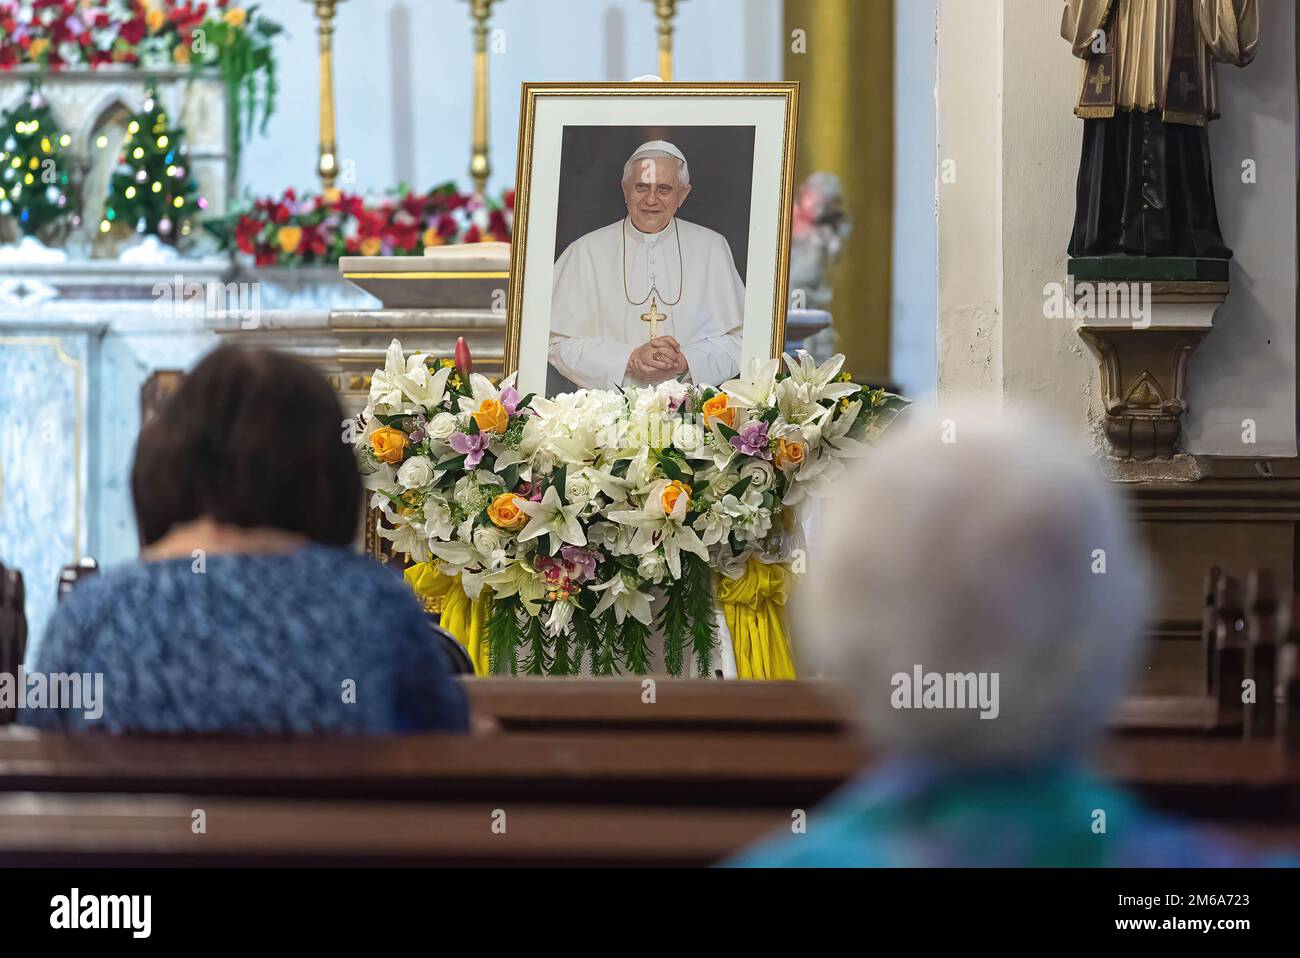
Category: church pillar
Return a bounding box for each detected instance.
[783,0,894,385]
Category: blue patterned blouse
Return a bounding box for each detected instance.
[21,545,469,735]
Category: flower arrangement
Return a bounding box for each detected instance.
[208,184,514,267]
[0,1,281,176]
[355,338,908,677]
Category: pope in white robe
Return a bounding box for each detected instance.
[548,140,745,391]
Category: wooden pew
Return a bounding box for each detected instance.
[2,725,1298,819]
[0,727,863,808]
[0,730,1297,865]
[1245,570,1279,740]
[466,677,849,735]
[55,558,99,604]
[0,562,27,726]
[465,677,1247,738]
[0,795,789,867]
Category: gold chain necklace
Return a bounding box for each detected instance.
[621,216,684,307]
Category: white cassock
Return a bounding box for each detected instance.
[548,217,745,390]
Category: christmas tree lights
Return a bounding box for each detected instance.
[0,85,72,236]
[102,90,205,242]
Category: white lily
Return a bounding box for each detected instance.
[607,478,710,579]
[377,516,431,564]
[545,600,575,636]
[589,572,655,626]
[782,400,869,506]
[481,559,547,615]
[368,339,452,414]
[515,485,587,555]
[720,356,780,410]
[422,493,456,541]
[782,350,860,404]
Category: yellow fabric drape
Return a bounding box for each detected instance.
[404,562,490,676]
[718,559,797,681]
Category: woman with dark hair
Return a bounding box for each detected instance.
[22,346,469,734]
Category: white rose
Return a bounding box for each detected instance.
[637,551,668,581]
[739,458,776,493]
[426,412,458,440]
[708,470,741,498]
[473,524,510,555]
[672,420,705,454]
[396,455,436,490]
[566,470,594,503]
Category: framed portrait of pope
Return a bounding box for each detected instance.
[505,82,800,397]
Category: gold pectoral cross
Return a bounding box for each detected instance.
[1091,63,1112,97]
[641,297,667,340]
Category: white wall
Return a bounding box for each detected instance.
[936,0,1296,457]
[1182,2,1297,457]
[240,0,782,200]
[891,0,937,398]
[935,0,1004,407]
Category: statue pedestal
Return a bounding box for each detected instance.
[1072,258,1229,461]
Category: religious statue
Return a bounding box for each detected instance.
[548,140,744,391]
[1062,0,1259,260]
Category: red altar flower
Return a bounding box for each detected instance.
[213,185,512,266]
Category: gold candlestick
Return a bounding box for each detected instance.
[309,0,344,199]
[466,0,501,197]
[649,0,682,81]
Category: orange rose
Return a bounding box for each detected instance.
[487,493,528,530]
[661,480,691,515]
[172,44,190,65]
[224,7,248,28]
[423,227,444,248]
[277,226,303,254]
[701,393,735,428]
[472,398,509,434]
[360,236,383,256]
[369,426,408,465]
[774,438,806,471]
[146,9,165,34]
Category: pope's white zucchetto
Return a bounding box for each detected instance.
[623,140,690,186]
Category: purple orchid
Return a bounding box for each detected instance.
[449,431,488,469]
[408,414,428,443]
[560,545,599,583]
[501,385,521,415]
[730,420,772,460]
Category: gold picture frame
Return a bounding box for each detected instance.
[503,81,800,393]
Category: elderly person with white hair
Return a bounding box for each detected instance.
[548,140,744,391]
[733,409,1293,868]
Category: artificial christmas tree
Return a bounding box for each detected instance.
[102,90,204,244]
[0,85,73,239]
